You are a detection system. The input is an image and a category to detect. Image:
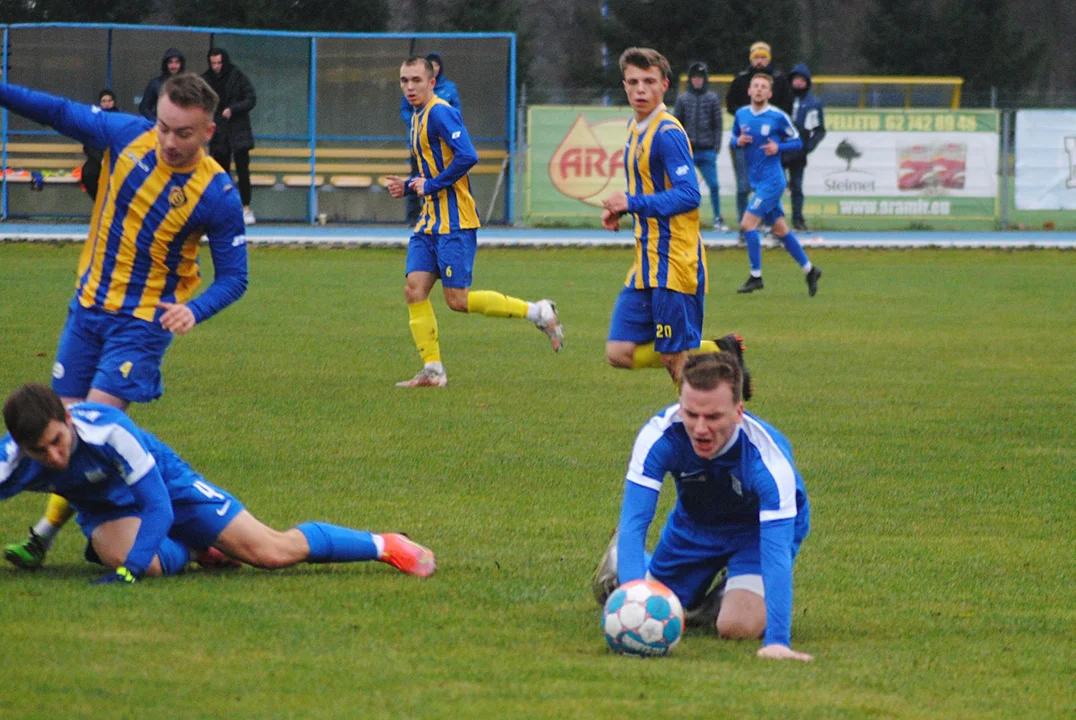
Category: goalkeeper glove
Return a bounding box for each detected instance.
[92,565,138,585]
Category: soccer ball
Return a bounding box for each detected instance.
[602,579,684,657]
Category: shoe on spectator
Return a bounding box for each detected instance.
[713,218,729,232]
[243,207,257,225]
[792,219,809,232]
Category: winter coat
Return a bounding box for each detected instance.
[781,63,826,168]
[138,48,185,121]
[81,105,119,197]
[725,60,792,116]
[202,49,257,153]
[673,62,723,152]
[399,51,462,124]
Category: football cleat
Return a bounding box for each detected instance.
[380,533,436,578]
[534,299,564,352]
[195,547,242,570]
[395,367,448,388]
[4,528,48,570]
[715,333,754,402]
[683,567,727,628]
[736,275,764,294]
[591,529,619,606]
[805,266,822,297]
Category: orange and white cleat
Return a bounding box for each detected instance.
[395,366,447,388]
[379,533,436,578]
[534,299,565,352]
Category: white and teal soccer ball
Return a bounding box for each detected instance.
[602,579,684,657]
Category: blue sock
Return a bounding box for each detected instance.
[156,538,191,576]
[745,229,762,273]
[297,522,379,563]
[780,231,810,268]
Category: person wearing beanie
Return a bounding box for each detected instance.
[674,62,728,231]
[725,42,792,233]
[781,63,827,231]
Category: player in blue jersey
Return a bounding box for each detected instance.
[0,73,249,569]
[0,384,436,583]
[730,74,822,297]
[600,47,753,389]
[592,352,813,661]
[386,56,564,388]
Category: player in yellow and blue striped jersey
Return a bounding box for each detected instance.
[0,73,249,569]
[386,56,564,388]
[601,48,752,388]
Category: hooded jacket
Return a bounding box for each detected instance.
[725,58,792,116]
[399,51,462,124]
[138,48,185,121]
[781,63,826,168]
[202,49,257,153]
[673,62,723,152]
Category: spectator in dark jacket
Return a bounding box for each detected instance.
[399,52,462,224]
[782,63,827,231]
[138,48,185,121]
[725,42,792,230]
[80,89,118,201]
[674,62,727,231]
[203,48,257,225]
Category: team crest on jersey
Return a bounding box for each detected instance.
[761,124,771,136]
[635,143,644,162]
[168,186,187,209]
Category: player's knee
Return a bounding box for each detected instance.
[605,347,632,369]
[403,283,423,304]
[444,292,468,312]
[716,614,766,640]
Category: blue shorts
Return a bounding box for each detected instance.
[607,286,704,354]
[52,301,173,402]
[405,229,477,288]
[647,519,762,609]
[745,189,786,226]
[76,474,245,552]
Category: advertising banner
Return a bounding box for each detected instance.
[526,107,999,224]
[1014,110,1076,210]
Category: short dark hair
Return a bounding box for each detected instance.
[402,55,435,77]
[3,383,66,448]
[619,47,672,80]
[680,353,743,404]
[98,89,115,102]
[160,72,219,116]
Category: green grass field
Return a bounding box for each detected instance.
[0,243,1073,718]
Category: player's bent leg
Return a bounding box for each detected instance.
[84,388,130,411]
[89,517,169,577]
[605,341,642,369]
[716,581,767,640]
[659,351,689,382]
[212,510,311,570]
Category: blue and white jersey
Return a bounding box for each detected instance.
[0,403,195,575]
[730,104,802,196]
[616,402,809,647]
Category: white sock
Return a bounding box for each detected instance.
[32,518,59,547]
[750,270,762,278]
[525,302,541,323]
[802,262,813,274]
[424,361,444,374]
[372,534,386,558]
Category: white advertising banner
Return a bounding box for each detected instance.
[1015,110,1076,210]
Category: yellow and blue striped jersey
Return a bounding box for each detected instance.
[409,96,480,234]
[622,106,706,295]
[0,84,249,325]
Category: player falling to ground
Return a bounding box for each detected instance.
[592,353,812,661]
[731,74,822,296]
[1,384,435,582]
[386,56,564,388]
[600,47,753,390]
[0,73,249,570]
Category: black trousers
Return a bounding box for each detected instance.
[211,147,252,206]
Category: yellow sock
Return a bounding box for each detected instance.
[466,290,530,319]
[631,343,665,369]
[407,300,441,364]
[695,340,719,354]
[45,494,75,527]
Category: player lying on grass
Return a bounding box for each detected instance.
[591,352,812,661]
[0,384,435,583]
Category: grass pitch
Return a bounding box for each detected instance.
[0,242,1073,718]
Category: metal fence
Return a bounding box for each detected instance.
[0,23,516,224]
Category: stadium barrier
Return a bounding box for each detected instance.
[677,75,964,110]
[0,23,516,224]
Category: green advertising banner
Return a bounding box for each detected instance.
[525,107,1001,225]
